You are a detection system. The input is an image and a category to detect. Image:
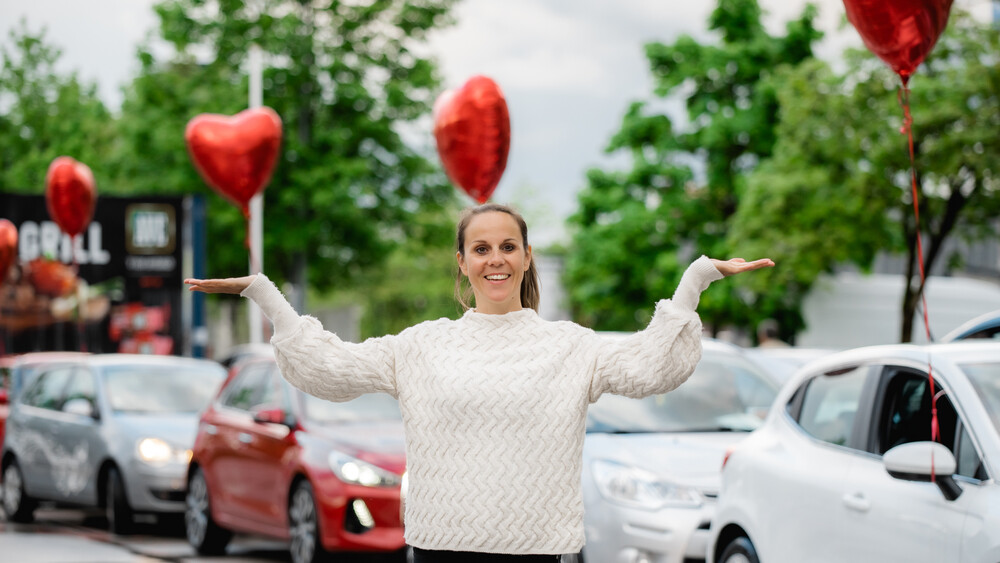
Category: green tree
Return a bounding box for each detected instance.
[565,0,821,333]
[0,21,116,193]
[113,0,459,297]
[730,10,1000,342]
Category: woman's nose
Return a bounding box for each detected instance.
[487,250,503,264]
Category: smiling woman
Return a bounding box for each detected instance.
[454,204,538,315]
[184,202,773,561]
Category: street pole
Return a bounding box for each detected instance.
[249,44,264,344]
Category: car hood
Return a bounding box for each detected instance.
[114,413,201,447]
[583,432,749,492]
[303,420,406,471]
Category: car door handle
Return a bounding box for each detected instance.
[238,433,254,444]
[842,492,870,513]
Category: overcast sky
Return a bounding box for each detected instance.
[1,0,992,245]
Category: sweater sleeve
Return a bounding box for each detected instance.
[241,273,398,401]
[587,256,723,402]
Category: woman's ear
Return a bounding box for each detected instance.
[524,245,532,271]
[456,251,468,276]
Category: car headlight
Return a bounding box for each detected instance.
[328,452,401,488]
[137,438,191,465]
[591,459,703,510]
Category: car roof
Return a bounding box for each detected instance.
[69,354,225,369]
[941,309,1000,342]
[2,351,91,367]
[784,341,1000,385]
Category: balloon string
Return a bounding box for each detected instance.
[898,84,938,480]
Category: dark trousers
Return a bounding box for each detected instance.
[411,547,562,563]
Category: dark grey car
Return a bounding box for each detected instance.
[1,354,225,534]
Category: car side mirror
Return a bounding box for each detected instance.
[0,387,8,405]
[251,405,292,427]
[884,441,962,501]
[62,397,97,419]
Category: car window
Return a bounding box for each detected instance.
[586,350,779,433]
[20,367,74,411]
[795,366,868,448]
[221,363,272,412]
[103,364,225,414]
[875,368,987,481]
[961,362,1000,435]
[955,424,987,480]
[63,370,97,408]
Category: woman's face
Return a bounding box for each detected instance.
[457,211,532,315]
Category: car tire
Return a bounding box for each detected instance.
[185,468,232,555]
[289,480,330,563]
[106,466,135,535]
[2,460,37,523]
[720,536,760,563]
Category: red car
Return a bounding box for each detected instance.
[185,356,407,563]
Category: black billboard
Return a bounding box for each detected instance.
[0,193,206,356]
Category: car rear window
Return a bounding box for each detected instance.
[103,364,225,414]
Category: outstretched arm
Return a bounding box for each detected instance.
[185,273,398,401]
[588,255,774,402]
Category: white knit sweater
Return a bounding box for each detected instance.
[241,256,723,554]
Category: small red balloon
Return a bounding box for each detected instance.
[185,107,283,214]
[0,219,17,284]
[45,156,97,238]
[843,0,953,83]
[433,76,511,204]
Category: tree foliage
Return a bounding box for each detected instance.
[565,0,821,333]
[0,21,116,193]
[113,0,460,292]
[730,10,1000,342]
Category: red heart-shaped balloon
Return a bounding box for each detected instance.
[185,107,283,214]
[433,76,511,204]
[843,0,954,83]
[45,156,97,238]
[0,219,17,284]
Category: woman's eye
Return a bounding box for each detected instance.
[475,247,488,254]
[503,244,516,252]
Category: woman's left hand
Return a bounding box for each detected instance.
[710,257,775,277]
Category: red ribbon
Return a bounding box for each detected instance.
[898,84,940,480]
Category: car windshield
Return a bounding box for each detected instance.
[303,392,402,424]
[960,362,1000,433]
[587,350,780,433]
[103,364,225,414]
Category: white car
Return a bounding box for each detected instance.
[581,339,784,563]
[708,341,1000,563]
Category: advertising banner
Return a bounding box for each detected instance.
[0,193,204,356]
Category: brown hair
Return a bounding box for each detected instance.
[455,203,541,312]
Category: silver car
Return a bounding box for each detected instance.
[1,354,225,534]
[581,338,783,563]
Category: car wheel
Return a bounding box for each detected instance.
[289,480,330,563]
[720,536,760,563]
[2,460,36,523]
[106,466,135,535]
[185,468,232,555]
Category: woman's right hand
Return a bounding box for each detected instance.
[184,275,257,294]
